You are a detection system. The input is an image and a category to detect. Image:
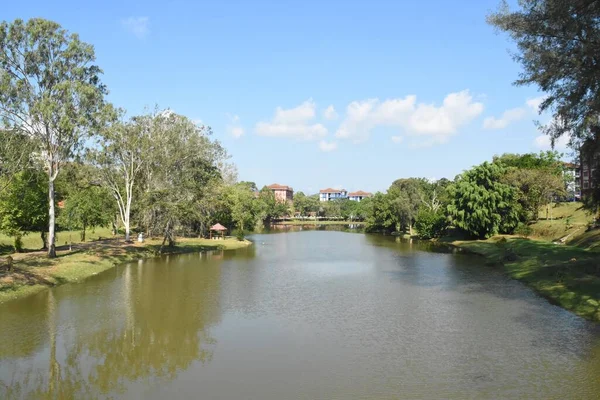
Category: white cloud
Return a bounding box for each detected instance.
[533,134,570,150]
[483,107,527,130]
[323,105,338,120]
[391,135,404,144]
[227,115,245,138]
[526,96,546,113]
[335,90,483,145]
[318,140,338,152]
[230,126,245,138]
[255,99,328,140]
[122,17,150,39]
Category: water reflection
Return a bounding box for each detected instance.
[0,251,228,399]
[1,231,599,399]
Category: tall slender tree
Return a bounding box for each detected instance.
[0,19,109,257]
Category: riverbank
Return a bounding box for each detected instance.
[0,237,251,304]
[272,220,365,226]
[450,236,600,322]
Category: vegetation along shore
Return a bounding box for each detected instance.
[0,229,250,304]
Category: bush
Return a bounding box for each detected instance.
[13,235,23,253]
[515,223,533,238]
[414,209,448,239]
[236,230,245,241]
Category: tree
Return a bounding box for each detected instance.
[0,19,109,257]
[488,1,600,142]
[58,186,114,242]
[414,209,448,240]
[365,192,395,232]
[0,169,48,251]
[388,179,423,234]
[448,162,522,239]
[493,151,563,173]
[91,116,151,242]
[135,111,227,248]
[0,129,34,192]
[225,184,257,232]
[502,167,566,221]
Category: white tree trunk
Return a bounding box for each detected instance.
[48,175,57,258]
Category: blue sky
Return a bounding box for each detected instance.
[5,0,571,194]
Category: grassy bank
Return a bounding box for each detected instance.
[273,220,365,226]
[0,236,251,304]
[452,236,600,322]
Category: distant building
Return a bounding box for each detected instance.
[319,188,347,202]
[580,139,600,199]
[348,191,373,202]
[267,184,294,203]
[562,162,581,201]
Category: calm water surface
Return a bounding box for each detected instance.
[1,230,599,399]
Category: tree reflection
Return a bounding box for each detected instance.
[1,254,223,399]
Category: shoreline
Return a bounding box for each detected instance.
[0,237,252,304]
[447,237,600,323]
[271,220,365,226]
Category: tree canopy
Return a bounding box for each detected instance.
[0,18,110,257]
[488,0,600,144]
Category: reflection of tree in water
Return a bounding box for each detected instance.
[1,255,223,399]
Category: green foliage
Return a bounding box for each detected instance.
[488,1,600,142]
[388,179,423,233]
[13,235,23,253]
[514,223,533,238]
[501,167,566,221]
[0,18,110,257]
[414,209,448,240]
[236,230,245,241]
[493,151,563,173]
[365,192,396,232]
[448,162,522,239]
[223,183,259,232]
[0,170,48,245]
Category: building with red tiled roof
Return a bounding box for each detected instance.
[319,188,347,201]
[348,191,373,202]
[267,183,294,203]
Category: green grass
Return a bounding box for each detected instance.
[0,227,115,255]
[529,202,594,242]
[0,236,251,304]
[273,220,365,226]
[453,236,600,322]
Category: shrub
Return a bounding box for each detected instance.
[236,230,245,241]
[13,235,23,253]
[515,223,533,238]
[414,209,448,239]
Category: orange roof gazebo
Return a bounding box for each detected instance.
[209,223,227,239]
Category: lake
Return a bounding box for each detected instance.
[1,230,599,399]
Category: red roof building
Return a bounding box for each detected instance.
[267,183,294,203]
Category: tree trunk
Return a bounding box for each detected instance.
[41,231,48,250]
[80,225,86,242]
[159,221,171,254]
[48,177,57,258]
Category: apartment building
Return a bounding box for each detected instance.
[319,188,347,202]
[580,139,600,198]
[347,191,373,202]
[563,162,581,200]
[319,188,372,202]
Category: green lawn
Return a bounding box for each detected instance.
[0,227,115,255]
[454,236,600,322]
[529,202,594,242]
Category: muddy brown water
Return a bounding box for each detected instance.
[1,230,599,399]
